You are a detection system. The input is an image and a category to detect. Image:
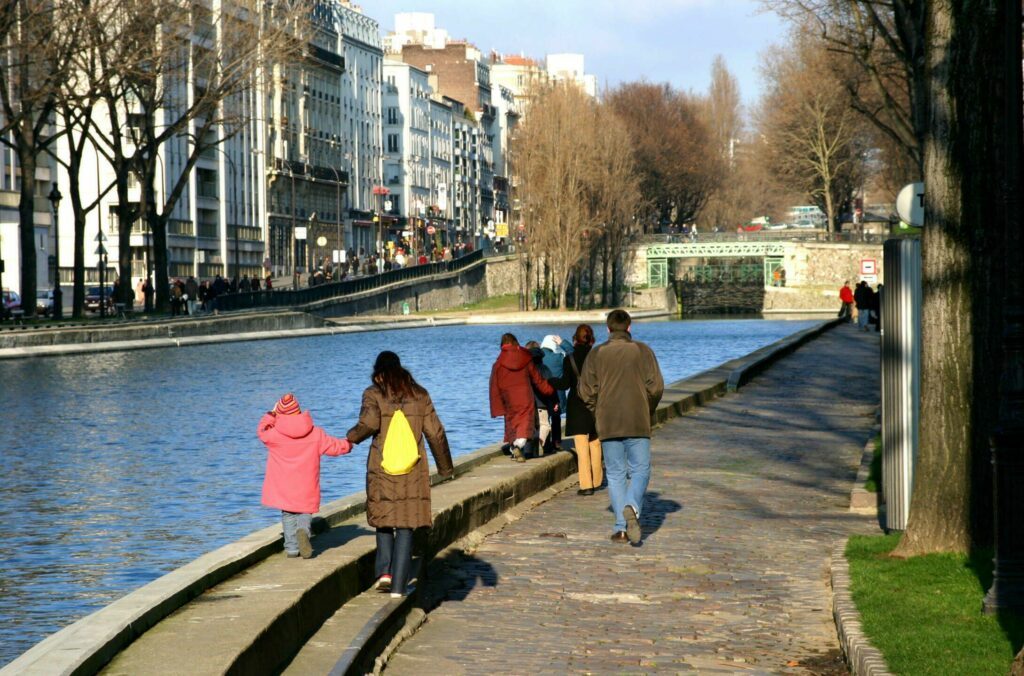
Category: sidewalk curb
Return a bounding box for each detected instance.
[850,428,882,514]
[832,538,894,676]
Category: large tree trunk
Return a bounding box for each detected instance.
[893,0,1002,557]
[17,141,38,318]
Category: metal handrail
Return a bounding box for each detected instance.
[216,249,484,311]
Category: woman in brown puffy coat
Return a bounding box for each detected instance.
[346,351,454,597]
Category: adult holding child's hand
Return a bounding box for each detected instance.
[346,351,453,598]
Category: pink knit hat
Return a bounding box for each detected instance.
[275,393,300,415]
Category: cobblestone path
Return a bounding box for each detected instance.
[385,325,880,674]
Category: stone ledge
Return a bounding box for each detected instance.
[726,318,844,392]
[850,430,882,513]
[832,538,894,676]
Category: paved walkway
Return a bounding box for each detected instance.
[385,325,880,674]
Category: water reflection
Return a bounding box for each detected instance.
[0,317,816,664]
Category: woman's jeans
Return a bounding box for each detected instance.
[601,437,651,532]
[376,528,414,594]
[281,511,312,556]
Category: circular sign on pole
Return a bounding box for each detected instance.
[427,225,436,235]
[896,182,925,226]
[316,236,327,247]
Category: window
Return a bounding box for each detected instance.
[387,134,399,153]
[387,107,399,125]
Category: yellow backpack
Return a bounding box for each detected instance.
[381,409,420,475]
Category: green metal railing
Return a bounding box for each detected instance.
[216,249,484,311]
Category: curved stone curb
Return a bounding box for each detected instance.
[0,445,503,676]
[832,538,894,676]
[850,426,882,513]
[727,317,844,391]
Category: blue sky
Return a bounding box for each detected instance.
[364,1,788,108]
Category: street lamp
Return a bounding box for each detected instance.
[47,183,63,319]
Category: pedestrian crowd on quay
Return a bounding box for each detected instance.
[838,279,882,331]
[256,310,664,600]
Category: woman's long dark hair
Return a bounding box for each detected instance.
[372,351,423,400]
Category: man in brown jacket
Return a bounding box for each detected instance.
[578,309,664,544]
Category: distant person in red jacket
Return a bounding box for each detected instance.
[489,333,554,462]
[258,393,351,558]
[838,280,855,322]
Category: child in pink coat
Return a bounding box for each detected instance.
[258,393,352,558]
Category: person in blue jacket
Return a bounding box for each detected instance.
[541,335,572,452]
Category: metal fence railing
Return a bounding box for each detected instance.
[639,231,900,245]
[216,249,484,312]
[881,238,921,531]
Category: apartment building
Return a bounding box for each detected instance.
[336,1,383,255]
[382,59,432,249]
[0,141,51,297]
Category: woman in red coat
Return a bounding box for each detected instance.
[489,333,554,462]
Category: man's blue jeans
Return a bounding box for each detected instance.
[602,437,651,533]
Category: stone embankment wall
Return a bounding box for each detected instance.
[781,242,884,287]
[484,254,523,297]
[308,262,490,317]
[628,240,885,313]
[677,282,764,315]
[0,311,324,349]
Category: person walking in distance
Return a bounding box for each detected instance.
[489,333,555,462]
[548,324,603,496]
[578,310,664,544]
[838,280,855,322]
[346,352,453,597]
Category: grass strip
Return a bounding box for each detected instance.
[846,534,1024,675]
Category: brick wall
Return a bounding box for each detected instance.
[401,45,480,110]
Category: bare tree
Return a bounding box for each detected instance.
[705,55,743,162]
[513,82,640,309]
[763,0,925,175]
[606,82,722,230]
[85,0,308,311]
[758,33,869,230]
[0,0,79,316]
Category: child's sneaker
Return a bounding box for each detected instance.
[376,574,392,592]
[297,530,313,559]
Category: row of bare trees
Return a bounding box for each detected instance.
[512,83,640,310]
[512,73,740,309]
[1,0,307,316]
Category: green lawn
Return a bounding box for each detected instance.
[847,534,1024,675]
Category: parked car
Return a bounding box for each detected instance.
[2,288,21,319]
[85,286,115,313]
[36,289,55,317]
[794,220,818,229]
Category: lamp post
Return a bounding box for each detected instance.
[47,183,63,319]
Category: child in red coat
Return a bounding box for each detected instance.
[258,393,352,558]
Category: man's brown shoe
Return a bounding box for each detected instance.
[623,505,642,544]
[610,531,629,543]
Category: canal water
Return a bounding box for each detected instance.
[0,317,817,664]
